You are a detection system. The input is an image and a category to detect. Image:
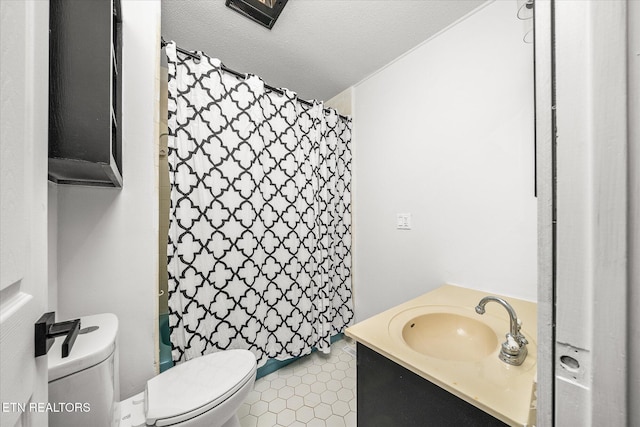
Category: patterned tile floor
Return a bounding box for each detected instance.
[239,341,357,427]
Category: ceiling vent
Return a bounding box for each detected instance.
[225,0,289,30]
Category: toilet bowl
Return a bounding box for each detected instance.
[47,313,256,427]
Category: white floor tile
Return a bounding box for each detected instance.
[240,343,356,427]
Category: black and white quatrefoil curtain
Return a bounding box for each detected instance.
[165,42,353,366]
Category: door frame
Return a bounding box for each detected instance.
[533,1,554,425]
[535,0,632,425]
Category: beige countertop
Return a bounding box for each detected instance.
[345,284,537,426]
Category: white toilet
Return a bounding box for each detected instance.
[47,313,256,427]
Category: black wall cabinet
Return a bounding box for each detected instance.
[49,0,123,187]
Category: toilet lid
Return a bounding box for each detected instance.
[145,349,256,426]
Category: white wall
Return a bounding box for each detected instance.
[352,1,537,322]
[325,87,353,116]
[53,0,161,398]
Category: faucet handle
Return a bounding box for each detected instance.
[515,319,528,345]
[517,333,528,347]
[502,334,522,355]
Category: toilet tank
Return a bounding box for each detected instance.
[48,313,119,427]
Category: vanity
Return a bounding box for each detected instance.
[345,285,537,427]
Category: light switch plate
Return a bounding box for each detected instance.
[397,213,411,230]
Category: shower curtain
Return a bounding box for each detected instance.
[165,42,353,366]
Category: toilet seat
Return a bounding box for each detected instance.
[145,349,257,426]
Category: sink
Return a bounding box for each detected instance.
[402,312,498,361]
[347,287,538,426]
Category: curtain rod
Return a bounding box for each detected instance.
[160,38,349,121]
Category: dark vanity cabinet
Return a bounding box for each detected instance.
[356,344,508,427]
[48,0,123,187]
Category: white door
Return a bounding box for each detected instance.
[0,1,50,426]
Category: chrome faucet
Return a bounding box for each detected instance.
[475,296,528,366]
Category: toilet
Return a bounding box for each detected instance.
[47,313,256,427]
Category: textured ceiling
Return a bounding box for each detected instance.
[161,0,487,101]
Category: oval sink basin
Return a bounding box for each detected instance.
[402,313,498,361]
